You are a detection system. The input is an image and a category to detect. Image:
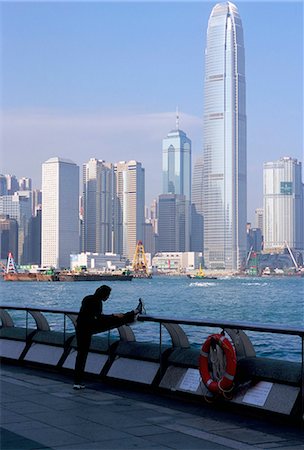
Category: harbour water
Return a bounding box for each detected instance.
[1,276,303,362]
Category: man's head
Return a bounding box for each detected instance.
[94,285,111,301]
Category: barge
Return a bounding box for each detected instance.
[3,272,133,282]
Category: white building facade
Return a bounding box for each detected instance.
[113,161,145,261]
[203,2,247,270]
[82,158,113,254]
[263,157,304,252]
[41,157,79,268]
[70,252,127,271]
[152,252,202,272]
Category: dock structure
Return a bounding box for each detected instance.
[1,305,304,449]
[1,362,304,450]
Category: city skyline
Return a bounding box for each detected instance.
[1,1,303,223]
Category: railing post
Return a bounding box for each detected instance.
[301,334,304,427]
[63,314,66,345]
[26,310,29,342]
[159,321,163,376]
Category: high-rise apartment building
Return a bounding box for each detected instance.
[41,157,79,268]
[113,161,145,261]
[263,157,304,252]
[5,175,19,195]
[0,175,8,196]
[0,215,18,261]
[82,158,113,254]
[19,177,32,191]
[255,208,264,235]
[191,155,204,253]
[203,2,247,271]
[0,192,32,264]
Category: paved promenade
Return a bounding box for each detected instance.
[1,363,303,450]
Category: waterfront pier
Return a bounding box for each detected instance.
[1,362,304,450]
[1,305,304,448]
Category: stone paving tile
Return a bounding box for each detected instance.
[175,415,240,432]
[19,411,92,427]
[5,400,54,415]
[125,424,173,437]
[256,442,304,449]
[22,393,81,411]
[162,423,254,450]
[0,428,51,449]
[95,436,175,449]
[62,422,130,441]
[52,436,170,450]
[4,425,90,448]
[213,427,285,444]
[70,407,148,428]
[136,401,192,416]
[0,411,33,425]
[278,447,304,450]
[3,421,52,435]
[146,430,233,449]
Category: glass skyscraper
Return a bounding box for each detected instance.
[203,2,247,270]
[162,122,191,202]
[162,119,191,251]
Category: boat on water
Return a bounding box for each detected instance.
[58,272,133,281]
[2,252,133,282]
[187,265,217,280]
[3,271,133,282]
[3,271,60,282]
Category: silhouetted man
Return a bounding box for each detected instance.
[74,285,144,389]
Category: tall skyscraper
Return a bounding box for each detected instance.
[5,175,19,195]
[113,160,145,261]
[263,157,304,252]
[0,215,18,262]
[157,194,187,252]
[162,116,191,250]
[19,177,32,191]
[255,208,264,235]
[82,158,113,254]
[0,175,8,196]
[162,116,192,202]
[41,157,79,268]
[0,192,32,264]
[191,155,204,252]
[203,2,247,270]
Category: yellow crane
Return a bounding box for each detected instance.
[132,241,151,278]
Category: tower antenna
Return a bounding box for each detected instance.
[176,106,179,130]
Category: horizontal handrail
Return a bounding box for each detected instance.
[1,305,303,337]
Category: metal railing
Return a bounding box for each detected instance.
[1,305,304,416]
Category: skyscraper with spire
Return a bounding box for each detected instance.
[162,111,192,202]
[203,2,247,271]
[161,112,192,251]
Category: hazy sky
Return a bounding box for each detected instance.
[1,0,303,222]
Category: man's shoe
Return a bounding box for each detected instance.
[73,384,85,390]
[134,298,145,315]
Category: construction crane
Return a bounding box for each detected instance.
[132,241,151,278]
[6,252,18,274]
[284,241,299,271]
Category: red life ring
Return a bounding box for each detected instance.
[199,333,237,394]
